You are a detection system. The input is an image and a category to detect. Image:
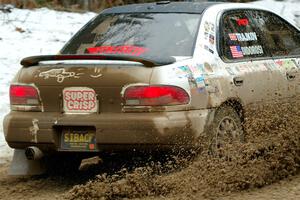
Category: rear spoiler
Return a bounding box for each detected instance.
[20,54,176,68]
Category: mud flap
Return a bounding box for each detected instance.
[8,149,46,176]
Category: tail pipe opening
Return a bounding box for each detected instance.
[25,146,44,160]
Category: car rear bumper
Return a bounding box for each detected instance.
[3,110,212,153]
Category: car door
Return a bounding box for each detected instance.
[218,9,276,105]
[248,9,300,97]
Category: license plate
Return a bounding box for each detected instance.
[60,128,97,151]
[63,87,98,113]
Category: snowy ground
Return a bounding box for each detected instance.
[0,0,299,161]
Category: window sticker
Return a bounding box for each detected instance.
[209,34,215,45]
[190,64,206,93]
[204,32,209,40]
[228,32,257,42]
[195,76,206,92]
[230,45,264,58]
[241,45,263,56]
[275,60,298,71]
[204,45,214,54]
[237,18,249,26]
[236,64,252,73]
[253,63,269,71]
[86,45,148,56]
[261,63,272,71]
[189,64,204,75]
[293,59,300,69]
[225,67,235,75]
[230,46,244,58]
[210,23,215,32]
[172,65,192,79]
[203,21,215,48]
[264,62,277,70]
[228,33,238,41]
[204,21,213,32]
[204,21,209,32]
[204,62,214,74]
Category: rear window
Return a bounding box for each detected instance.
[61,13,201,60]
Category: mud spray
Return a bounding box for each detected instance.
[65,97,300,200]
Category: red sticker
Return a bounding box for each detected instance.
[86,45,148,56]
[237,18,249,26]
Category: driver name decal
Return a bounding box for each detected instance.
[242,45,263,56]
[228,32,257,41]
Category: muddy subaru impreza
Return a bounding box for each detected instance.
[3,2,300,174]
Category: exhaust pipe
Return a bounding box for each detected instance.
[25,146,44,160]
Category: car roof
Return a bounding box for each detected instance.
[102,1,222,14]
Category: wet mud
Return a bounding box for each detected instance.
[65,97,300,200]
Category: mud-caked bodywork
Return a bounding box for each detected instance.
[3,2,300,174]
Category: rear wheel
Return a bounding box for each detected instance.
[209,105,244,154]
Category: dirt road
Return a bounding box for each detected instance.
[0,158,299,200]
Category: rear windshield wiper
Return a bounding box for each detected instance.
[21,54,176,68]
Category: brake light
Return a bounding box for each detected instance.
[123,85,190,106]
[10,84,42,111]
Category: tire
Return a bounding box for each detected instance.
[208,105,244,154]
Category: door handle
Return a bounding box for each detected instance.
[286,71,296,80]
[233,77,243,86]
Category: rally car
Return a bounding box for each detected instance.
[3,1,300,175]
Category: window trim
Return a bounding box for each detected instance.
[216,8,300,64]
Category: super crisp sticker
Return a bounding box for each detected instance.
[63,87,97,113]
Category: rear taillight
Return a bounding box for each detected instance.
[123,85,190,106]
[10,84,42,111]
